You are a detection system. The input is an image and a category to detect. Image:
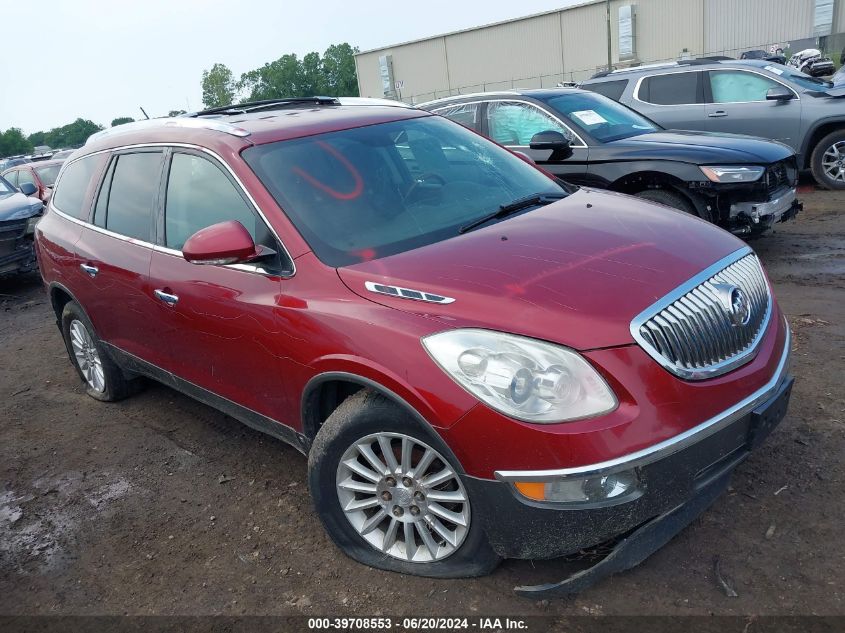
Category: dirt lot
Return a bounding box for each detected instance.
[1,188,843,618]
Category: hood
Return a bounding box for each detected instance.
[337,188,745,350]
[607,130,795,164]
[0,191,43,221]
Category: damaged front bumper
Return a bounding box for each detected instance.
[463,328,793,596]
[728,186,802,237]
[0,217,39,276]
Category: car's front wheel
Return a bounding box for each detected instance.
[308,390,500,578]
[811,130,845,190]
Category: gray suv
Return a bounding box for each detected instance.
[581,59,845,189]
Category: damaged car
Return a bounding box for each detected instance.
[0,174,42,277]
[421,89,801,237]
[36,99,793,595]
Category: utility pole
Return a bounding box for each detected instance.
[606,0,613,71]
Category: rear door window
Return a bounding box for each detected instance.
[52,154,107,220]
[103,152,164,241]
[638,72,702,105]
[583,80,628,102]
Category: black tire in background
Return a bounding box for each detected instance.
[634,188,704,218]
[60,301,139,402]
[308,389,500,578]
[810,130,845,191]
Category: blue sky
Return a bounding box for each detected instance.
[0,0,581,135]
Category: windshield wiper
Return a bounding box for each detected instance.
[459,192,567,234]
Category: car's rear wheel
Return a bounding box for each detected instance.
[308,390,500,578]
[60,301,138,401]
[811,130,845,190]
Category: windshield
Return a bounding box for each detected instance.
[771,65,834,90]
[541,92,660,142]
[0,177,13,194]
[34,164,61,186]
[243,116,564,267]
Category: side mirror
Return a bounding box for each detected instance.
[19,182,37,196]
[766,86,794,101]
[529,130,574,161]
[182,220,258,265]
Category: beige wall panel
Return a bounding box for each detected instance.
[704,0,814,56]
[355,38,450,100]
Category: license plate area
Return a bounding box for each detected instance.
[748,377,794,449]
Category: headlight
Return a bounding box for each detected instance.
[422,329,617,423]
[700,165,765,183]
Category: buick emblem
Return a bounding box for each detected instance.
[712,283,751,327]
[729,288,751,327]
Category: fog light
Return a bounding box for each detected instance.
[514,470,641,505]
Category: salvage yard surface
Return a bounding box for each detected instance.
[1,188,843,617]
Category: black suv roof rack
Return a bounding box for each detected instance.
[589,56,735,79]
[189,97,341,117]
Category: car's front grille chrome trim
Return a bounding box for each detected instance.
[631,246,772,380]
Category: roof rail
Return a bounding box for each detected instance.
[589,56,733,79]
[85,117,251,145]
[189,96,340,117]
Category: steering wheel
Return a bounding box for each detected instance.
[405,172,447,199]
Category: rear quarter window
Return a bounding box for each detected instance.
[52,154,108,220]
[583,80,628,102]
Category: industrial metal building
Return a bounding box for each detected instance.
[354,0,845,104]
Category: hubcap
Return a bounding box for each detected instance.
[69,320,105,393]
[821,141,845,183]
[336,432,470,563]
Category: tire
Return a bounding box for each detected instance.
[634,188,701,216]
[308,390,500,578]
[60,301,138,402]
[810,130,845,190]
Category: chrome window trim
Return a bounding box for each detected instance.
[629,246,772,380]
[632,68,800,107]
[495,319,791,483]
[432,98,588,148]
[51,142,296,278]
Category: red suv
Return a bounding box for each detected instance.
[35,98,793,595]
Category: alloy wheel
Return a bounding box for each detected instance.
[69,319,105,393]
[821,141,845,183]
[336,432,470,563]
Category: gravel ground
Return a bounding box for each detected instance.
[0,187,843,618]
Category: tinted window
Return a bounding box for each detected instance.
[432,103,479,129]
[709,70,783,103]
[165,153,259,250]
[92,158,116,228]
[104,152,163,241]
[52,154,103,219]
[638,72,701,105]
[243,116,564,267]
[583,80,627,102]
[486,101,571,145]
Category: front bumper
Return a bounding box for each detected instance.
[0,218,38,276]
[727,186,802,236]
[462,327,792,590]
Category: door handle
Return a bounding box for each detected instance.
[80,263,99,277]
[708,110,728,118]
[154,289,179,306]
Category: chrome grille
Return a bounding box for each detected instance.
[632,249,771,380]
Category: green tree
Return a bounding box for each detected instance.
[44,119,104,148]
[322,43,359,96]
[168,110,187,117]
[201,63,237,108]
[300,51,325,95]
[239,54,304,101]
[0,128,34,157]
[111,117,135,127]
[27,131,47,147]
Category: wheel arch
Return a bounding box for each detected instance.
[608,169,691,196]
[301,371,444,445]
[49,282,81,323]
[802,118,845,169]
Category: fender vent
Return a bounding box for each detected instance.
[364,281,455,304]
